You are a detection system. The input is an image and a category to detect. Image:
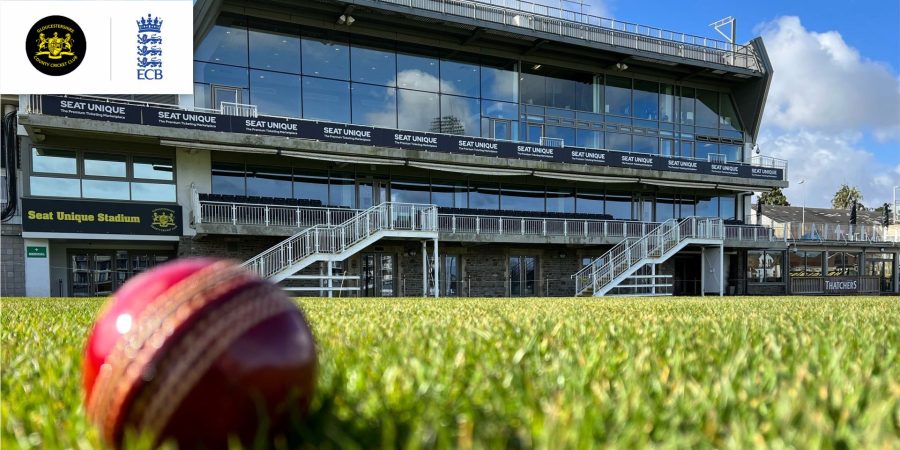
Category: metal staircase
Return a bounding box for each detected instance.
[242,202,438,290]
[573,217,724,297]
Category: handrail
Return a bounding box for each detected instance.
[242,202,437,280]
[775,222,898,244]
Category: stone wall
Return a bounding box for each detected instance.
[1,224,25,296]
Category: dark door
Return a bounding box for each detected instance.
[673,254,702,295]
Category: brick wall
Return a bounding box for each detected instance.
[1,224,25,296]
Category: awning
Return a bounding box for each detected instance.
[639,179,716,190]
[158,140,278,155]
[282,150,404,166]
[407,161,532,176]
[533,171,638,184]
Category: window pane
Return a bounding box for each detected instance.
[502,185,544,212]
[719,144,741,162]
[660,139,675,156]
[352,84,397,128]
[679,141,694,158]
[83,179,129,200]
[547,188,574,213]
[747,251,764,282]
[679,87,695,125]
[660,84,675,122]
[545,126,574,146]
[133,157,173,180]
[546,76,576,110]
[301,34,349,80]
[633,136,658,154]
[481,64,518,102]
[575,76,595,112]
[440,60,479,97]
[31,176,80,197]
[351,44,397,87]
[766,251,784,282]
[844,253,860,276]
[329,173,355,208]
[827,252,842,276]
[696,142,718,161]
[397,53,439,92]
[84,153,126,177]
[576,191,603,214]
[576,129,602,149]
[211,163,245,195]
[194,83,211,109]
[696,195,717,217]
[247,166,292,198]
[303,77,350,123]
[482,100,517,119]
[194,62,249,88]
[293,170,329,205]
[391,178,430,203]
[469,183,499,210]
[605,192,632,219]
[440,95,480,136]
[696,89,718,128]
[633,79,659,120]
[195,15,247,66]
[398,89,438,132]
[606,132,632,152]
[32,148,76,174]
[719,94,741,132]
[249,20,301,73]
[806,251,823,276]
[250,70,301,117]
[678,195,695,218]
[432,180,467,208]
[655,196,675,222]
[132,183,176,202]
[604,76,631,116]
[520,72,545,106]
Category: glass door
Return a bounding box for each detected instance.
[361,252,395,297]
[71,254,91,297]
[634,196,654,223]
[358,179,389,209]
[509,255,537,296]
[211,85,242,110]
[491,119,512,140]
[441,255,460,296]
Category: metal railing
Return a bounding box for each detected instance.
[574,217,724,296]
[438,213,659,238]
[242,202,437,281]
[196,200,360,228]
[372,0,763,71]
[775,222,896,244]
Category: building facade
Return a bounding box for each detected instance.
[1,0,897,297]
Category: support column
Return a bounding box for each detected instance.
[327,260,334,298]
[651,264,656,295]
[700,248,705,297]
[433,239,440,298]
[719,244,725,297]
[422,241,427,297]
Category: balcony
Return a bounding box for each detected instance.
[362,0,764,72]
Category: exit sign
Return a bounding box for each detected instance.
[26,246,47,258]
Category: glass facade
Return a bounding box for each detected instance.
[195,15,746,161]
[747,250,784,283]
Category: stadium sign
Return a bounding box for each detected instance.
[824,277,859,294]
[38,95,784,181]
[22,198,182,236]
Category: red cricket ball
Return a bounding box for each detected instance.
[82,258,317,449]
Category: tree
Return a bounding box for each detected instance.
[758,187,790,206]
[831,184,865,210]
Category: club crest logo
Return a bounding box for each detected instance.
[151,208,177,232]
[136,13,163,80]
[26,15,86,76]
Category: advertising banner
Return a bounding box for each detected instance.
[22,198,182,236]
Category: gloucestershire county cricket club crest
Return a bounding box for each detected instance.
[26,15,86,76]
[151,208,177,232]
[136,13,163,80]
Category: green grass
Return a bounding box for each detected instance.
[2,296,899,449]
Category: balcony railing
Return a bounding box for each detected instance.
[774,222,898,244]
[370,0,763,71]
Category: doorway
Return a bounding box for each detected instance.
[362,252,395,297]
[70,250,173,297]
[673,254,702,295]
[358,179,389,209]
[509,255,537,296]
[634,195,655,223]
[211,84,242,110]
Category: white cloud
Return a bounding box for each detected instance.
[758,16,900,139]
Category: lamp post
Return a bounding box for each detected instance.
[797,179,806,236]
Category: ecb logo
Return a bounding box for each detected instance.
[136,13,163,80]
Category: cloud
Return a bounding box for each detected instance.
[758,16,900,140]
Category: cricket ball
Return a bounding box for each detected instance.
[82,258,317,449]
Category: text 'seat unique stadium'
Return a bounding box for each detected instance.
[1,0,898,297]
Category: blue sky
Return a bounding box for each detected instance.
[582,0,900,208]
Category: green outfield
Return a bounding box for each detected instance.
[2,296,898,449]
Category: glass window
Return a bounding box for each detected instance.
[605,192,632,219]
[194,83,211,109]
[398,89,439,132]
[633,136,658,154]
[195,15,247,66]
[248,20,301,73]
[696,89,718,128]
[719,94,741,132]
[501,185,544,212]
[660,84,675,122]
[844,253,860,276]
[32,148,76,174]
[655,196,675,222]
[250,70,301,117]
[302,77,350,123]
[660,139,675,157]
[301,34,349,80]
[679,87,695,125]
[696,142,718,161]
[432,180,467,208]
[440,95,480,136]
[194,62,249,88]
[696,195,717,217]
[719,144,741,162]
[351,44,397,87]
[679,140,694,158]
[30,176,80,197]
[604,76,631,116]
[469,183,499,210]
[546,76,576,110]
[633,80,659,120]
[397,53,439,92]
[352,84,397,128]
[84,153,126,178]
[440,59,479,97]
[576,190,604,214]
[247,166,292,198]
[329,173,355,208]
[391,178,430,204]
[678,195,695,218]
[575,76,595,112]
[211,163,245,195]
[606,132,632,152]
[482,100,517,119]
[748,250,783,283]
[576,129,602,149]
[481,64,518,102]
[545,126,574,146]
[132,183,176,202]
[293,170,329,205]
[546,188,575,213]
[718,195,736,220]
[520,72,545,106]
[82,179,129,200]
[133,157,173,180]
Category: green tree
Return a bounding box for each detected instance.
[758,187,790,206]
[831,184,865,209]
